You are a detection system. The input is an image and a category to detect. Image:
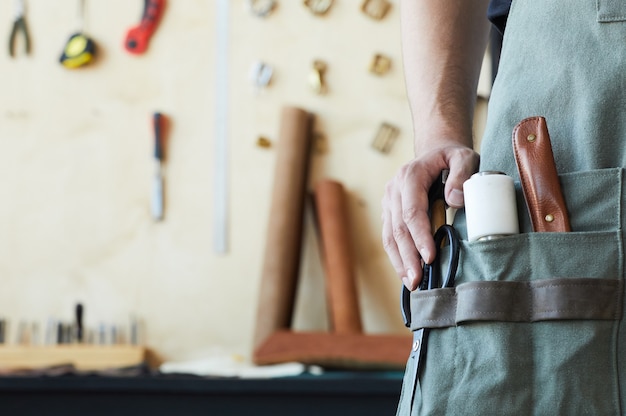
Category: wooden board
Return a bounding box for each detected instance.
[0,346,146,371]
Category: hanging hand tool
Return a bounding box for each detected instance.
[60,33,95,68]
[125,0,166,55]
[246,0,276,18]
[151,112,166,221]
[75,303,84,343]
[214,0,230,253]
[8,0,30,58]
[59,0,96,68]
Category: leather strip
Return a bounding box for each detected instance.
[409,278,623,330]
[513,116,571,232]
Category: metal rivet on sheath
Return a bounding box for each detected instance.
[412,340,420,351]
[527,134,537,142]
[545,214,554,222]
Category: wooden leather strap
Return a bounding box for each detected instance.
[512,116,571,232]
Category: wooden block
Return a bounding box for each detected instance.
[0,345,146,371]
[254,330,411,370]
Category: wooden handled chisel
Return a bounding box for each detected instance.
[152,112,165,221]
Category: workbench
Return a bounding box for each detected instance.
[0,371,403,415]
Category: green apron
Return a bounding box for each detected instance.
[397,1,626,414]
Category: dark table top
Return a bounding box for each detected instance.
[0,370,404,416]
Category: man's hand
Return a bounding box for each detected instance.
[381,143,479,290]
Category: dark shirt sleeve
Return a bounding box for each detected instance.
[487,0,512,34]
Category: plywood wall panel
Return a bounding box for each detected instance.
[0,0,490,362]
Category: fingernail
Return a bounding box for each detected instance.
[407,269,416,283]
[448,189,464,207]
[420,247,433,264]
[403,269,417,290]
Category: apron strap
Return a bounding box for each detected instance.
[409,278,623,331]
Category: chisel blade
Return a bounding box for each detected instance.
[151,170,164,221]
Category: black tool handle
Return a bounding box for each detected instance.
[427,170,448,234]
[400,170,449,327]
[75,303,83,343]
[153,112,164,161]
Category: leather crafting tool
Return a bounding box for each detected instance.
[247,0,276,17]
[60,33,95,68]
[256,136,272,148]
[400,170,447,326]
[309,60,328,94]
[125,0,166,55]
[400,170,452,413]
[369,53,391,75]
[0,319,5,344]
[361,0,391,20]
[75,303,84,343]
[249,61,274,89]
[407,225,460,413]
[214,0,230,253]
[513,116,571,232]
[371,122,399,154]
[151,112,166,221]
[59,0,96,69]
[304,0,333,16]
[8,0,30,58]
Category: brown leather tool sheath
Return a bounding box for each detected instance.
[512,116,571,232]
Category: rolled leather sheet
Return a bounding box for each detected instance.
[253,107,313,349]
[314,179,363,334]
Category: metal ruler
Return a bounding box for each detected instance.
[214,0,230,254]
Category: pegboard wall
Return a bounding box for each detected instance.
[0,0,489,362]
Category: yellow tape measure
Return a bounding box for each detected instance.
[59,33,95,69]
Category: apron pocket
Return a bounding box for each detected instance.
[415,230,623,415]
[597,0,626,22]
[409,167,624,415]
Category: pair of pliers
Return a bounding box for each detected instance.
[9,0,30,57]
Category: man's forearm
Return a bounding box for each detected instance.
[400,0,491,154]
